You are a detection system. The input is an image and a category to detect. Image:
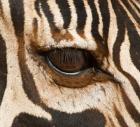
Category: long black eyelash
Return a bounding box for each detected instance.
[48,48,88,64]
[53,48,81,64]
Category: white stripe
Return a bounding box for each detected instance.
[119,0,140,35]
[128,0,140,17]
[107,0,118,57]
[83,0,97,50]
[120,29,140,112]
[67,0,77,30]
[47,0,64,29]
[94,0,103,37]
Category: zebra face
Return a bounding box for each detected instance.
[23,0,120,114]
[0,0,140,127]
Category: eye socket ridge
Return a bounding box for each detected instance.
[39,48,99,73]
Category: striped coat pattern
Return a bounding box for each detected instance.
[0,0,140,127]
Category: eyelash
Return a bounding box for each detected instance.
[38,48,99,73]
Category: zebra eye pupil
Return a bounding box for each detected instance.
[40,48,98,73]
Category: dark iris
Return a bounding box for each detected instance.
[39,48,98,73]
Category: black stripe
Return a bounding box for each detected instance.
[130,0,140,14]
[0,0,4,17]
[128,22,140,72]
[20,60,41,104]
[47,108,106,127]
[111,0,140,122]
[12,113,53,127]
[121,0,140,24]
[40,0,57,30]
[87,0,100,40]
[99,0,110,43]
[35,0,41,17]
[87,0,107,56]
[125,1,140,75]
[122,72,140,101]
[12,110,106,127]
[111,0,140,100]
[121,87,140,123]
[9,0,41,105]
[9,0,24,37]
[123,2,140,100]
[114,106,129,127]
[73,0,87,32]
[0,34,7,105]
[55,0,71,29]
[0,1,2,10]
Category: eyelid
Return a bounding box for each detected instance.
[30,42,104,73]
[31,39,97,53]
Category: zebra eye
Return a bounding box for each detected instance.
[39,48,98,74]
[37,48,111,88]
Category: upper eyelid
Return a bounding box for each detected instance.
[30,29,98,52]
[30,36,107,65]
[30,41,104,67]
[31,39,97,53]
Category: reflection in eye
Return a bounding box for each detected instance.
[39,48,99,73]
